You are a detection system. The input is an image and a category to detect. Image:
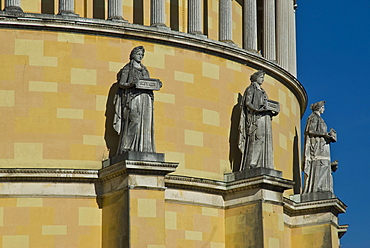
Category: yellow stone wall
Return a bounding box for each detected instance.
[232,0,243,47]
[130,190,166,247]
[291,223,339,248]
[0,28,301,182]
[102,190,129,247]
[225,203,263,247]
[262,203,286,248]
[0,197,101,248]
[165,202,225,247]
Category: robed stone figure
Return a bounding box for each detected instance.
[113,46,161,154]
[238,70,279,171]
[302,101,337,193]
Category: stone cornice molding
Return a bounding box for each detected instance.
[0,168,98,183]
[99,160,178,182]
[0,12,307,116]
[283,197,347,217]
[165,174,294,196]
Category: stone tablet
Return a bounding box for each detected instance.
[266,99,280,113]
[136,78,162,91]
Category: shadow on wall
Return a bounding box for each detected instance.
[229,93,243,172]
[292,127,301,194]
[104,82,120,158]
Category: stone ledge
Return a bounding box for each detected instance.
[284,196,347,217]
[165,174,293,195]
[99,158,178,181]
[0,168,98,182]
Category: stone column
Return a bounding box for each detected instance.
[263,0,276,61]
[243,0,257,51]
[4,0,23,12]
[288,0,297,76]
[58,0,76,15]
[108,0,124,20]
[219,0,233,43]
[151,0,166,27]
[276,0,289,69]
[188,0,203,34]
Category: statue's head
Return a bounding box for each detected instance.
[310,101,326,113]
[250,70,265,83]
[129,46,145,61]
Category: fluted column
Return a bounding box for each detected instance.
[4,0,23,12]
[288,0,297,76]
[263,0,276,61]
[219,0,233,42]
[151,0,166,26]
[276,0,289,69]
[58,0,75,15]
[108,0,124,20]
[243,0,258,51]
[188,0,203,34]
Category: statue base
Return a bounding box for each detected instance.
[103,151,165,168]
[290,191,336,203]
[224,167,282,182]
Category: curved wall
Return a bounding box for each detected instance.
[0,22,305,183]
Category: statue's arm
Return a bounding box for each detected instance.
[118,67,134,89]
[245,87,266,112]
[306,117,330,138]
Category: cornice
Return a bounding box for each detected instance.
[0,12,307,116]
[0,168,98,183]
[99,160,178,181]
[283,197,347,217]
[165,174,294,195]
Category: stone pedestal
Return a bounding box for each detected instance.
[286,194,347,248]
[223,172,293,247]
[99,154,178,248]
[225,168,282,181]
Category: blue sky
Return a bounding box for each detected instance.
[296,0,370,247]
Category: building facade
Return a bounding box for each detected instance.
[0,0,346,247]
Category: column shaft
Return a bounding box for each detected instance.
[219,0,233,42]
[276,0,289,69]
[58,0,75,15]
[151,0,166,26]
[263,0,276,60]
[188,0,202,34]
[4,0,23,12]
[288,0,297,76]
[108,0,124,20]
[243,0,257,51]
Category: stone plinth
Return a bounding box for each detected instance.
[224,167,282,181]
[285,195,347,247]
[103,151,165,168]
[99,156,178,248]
[299,191,336,202]
[166,172,294,247]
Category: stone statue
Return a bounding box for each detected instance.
[302,101,337,193]
[113,46,162,154]
[238,70,279,171]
